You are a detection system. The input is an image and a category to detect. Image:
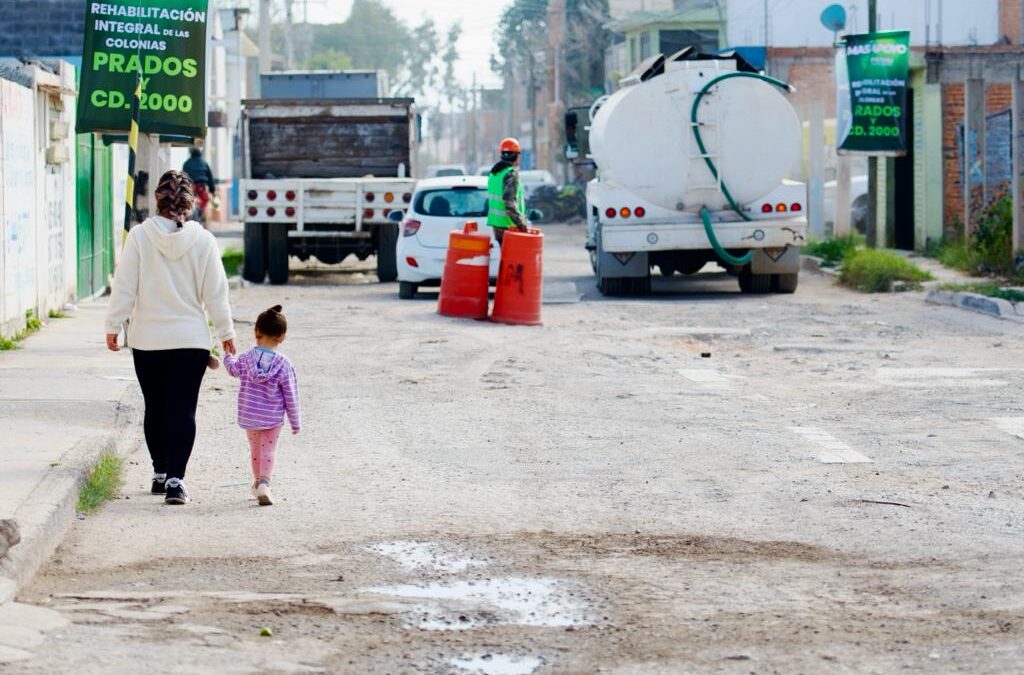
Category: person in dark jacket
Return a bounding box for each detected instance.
[486,137,529,245]
[183,147,216,222]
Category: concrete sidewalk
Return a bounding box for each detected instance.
[0,302,141,604]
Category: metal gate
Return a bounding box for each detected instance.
[76,134,113,299]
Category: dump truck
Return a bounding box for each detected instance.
[565,49,807,295]
[240,81,416,285]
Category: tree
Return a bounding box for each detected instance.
[493,0,550,163]
[564,0,610,102]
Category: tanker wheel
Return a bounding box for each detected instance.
[398,281,418,299]
[773,273,799,294]
[629,275,652,295]
[738,266,772,294]
[242,222,267,283]
[267,224,289,285]
[659,264,676,278]
[599,276,625,296]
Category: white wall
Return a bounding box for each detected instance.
[728,0,1000,48]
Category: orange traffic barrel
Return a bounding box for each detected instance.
[492,228,543,326]
[438,221,492,320]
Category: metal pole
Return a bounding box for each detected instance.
[867,0,878,247]
[122,74,141,243]
[763,0,769,74]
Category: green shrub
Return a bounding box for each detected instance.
[222,248,244,277]
[77,451,123,514]
[0,336,17,351]
[839,248,933,292]
[803,233,865,267]
[935,195,1022,281]
[48,309,68,319]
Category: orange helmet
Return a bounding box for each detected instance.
[499,137,522,155]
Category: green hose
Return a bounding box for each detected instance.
[690,71,793,266]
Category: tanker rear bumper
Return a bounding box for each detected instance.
[600,218,807,253]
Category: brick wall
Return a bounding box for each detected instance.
[0,1,86,57]
[1000,0,1022,44]
[941,82,1013,233]
[785,61,836,119]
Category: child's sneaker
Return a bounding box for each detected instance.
[151,473,167,494]
[165,478,190,505]
[255,480,273,506]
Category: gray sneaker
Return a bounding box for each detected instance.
[255,480,273,506]
[165,478,190,505]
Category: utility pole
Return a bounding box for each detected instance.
[258,0,271,73]
[866,0,878,247]
[283,0,296,70]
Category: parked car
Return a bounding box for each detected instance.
[395,176,498,299]
[823,173,869,235]
[425,164,467,178]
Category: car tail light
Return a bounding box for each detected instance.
[406,256,419,268]
[247,190,257,201]
[761,203,773,213]
[285,207,296,218]
[402,193,412,203]
[365,192,376,203]
[286,190,296,201]
[384,192,395,203]
[634,206,646,218]
[620,207,632,218]
[267,190,277,201]
[247,206,258,216]
[776,203,788,212]
[364,208,375,219]
[791,202,802,212]
[605,207,616,218]
[403,219,422,237]
[267,207,277,217]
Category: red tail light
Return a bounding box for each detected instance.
[285,207,296,218]
[364,209,375,219]
[402,193,412,203]
[286,190,296,201]
[605,208,616,218]
[267,190,277,201]
[267,207,277,217]
[776,203,788,212]
[247,206,257,216]
[403,219,422,237]
[761,203,773,213]
[247,190,258,201]
[634,206,646,218]
[365,192,376,203]
[620,207,632,218]
[406,256,419,268]
[791,202,802,212]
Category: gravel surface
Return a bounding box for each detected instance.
[9,224,1024,674]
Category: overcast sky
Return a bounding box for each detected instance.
[302,0,514,88]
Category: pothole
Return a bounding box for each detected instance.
[451,653,544,674]
[367,541,489,574]
[363,577,590,631]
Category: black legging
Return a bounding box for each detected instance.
[132,349,209,480]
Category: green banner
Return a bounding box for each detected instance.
[836,30,910,155]
[76,0,209,136]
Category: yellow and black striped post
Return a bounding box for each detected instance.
[122,73,142,243]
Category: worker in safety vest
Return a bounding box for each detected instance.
[487,137,528,245]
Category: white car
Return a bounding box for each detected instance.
[395,176,499,299]
[823,173,869,234]
[424,164,467,178]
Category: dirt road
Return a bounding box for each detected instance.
[9,225,1024,674]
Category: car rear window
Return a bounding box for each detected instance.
[414,188,488,218]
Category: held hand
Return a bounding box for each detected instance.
[105,333,120,352]
[223,339,237,356]
[516,224,529,232]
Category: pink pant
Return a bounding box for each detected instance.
[247,427,282,481]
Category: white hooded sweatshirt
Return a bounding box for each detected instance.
[104,217,235,351]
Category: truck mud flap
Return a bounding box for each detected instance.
[751,246,800,275]
[597,248,649,279]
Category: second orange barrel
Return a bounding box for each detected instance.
[438,221,492,320]
[492,228,543,326]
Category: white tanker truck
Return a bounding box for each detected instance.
[565,49,807,295]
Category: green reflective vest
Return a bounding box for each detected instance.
[487,166,526,229]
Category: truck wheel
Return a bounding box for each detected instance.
[376,223,399,282]
[242,223,267,283]
[773,273,799,294]
[398,281,418,299]
[738,266,772,294]
[599,276,625,296]
[268,224,289,285]
[629,275,652,295]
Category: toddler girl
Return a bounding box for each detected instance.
[223,305,300,505]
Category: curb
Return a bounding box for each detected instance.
[924,290,1024,322]
[0,391,142,606]
[801,255,840,277]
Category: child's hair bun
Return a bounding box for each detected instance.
[269,305,283,313]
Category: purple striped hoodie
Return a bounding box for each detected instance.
[224,347,300,432]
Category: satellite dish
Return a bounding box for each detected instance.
[820,4,847,32]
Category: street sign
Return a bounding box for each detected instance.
[76,0,209,137]
[836,30,910,156]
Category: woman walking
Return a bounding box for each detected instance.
[105,170,235,505]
